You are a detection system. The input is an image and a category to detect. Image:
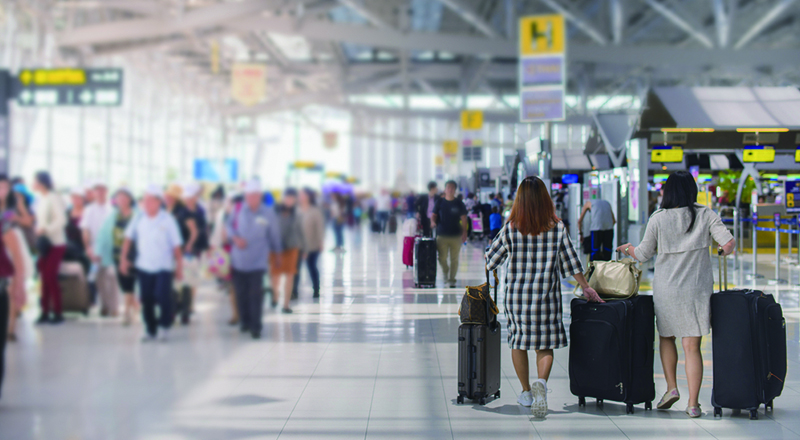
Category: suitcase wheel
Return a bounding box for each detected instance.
[596,399,604,407]
[578,397,586,407]
[750,409,758,420]
[495,390,500,399]
[645,401,652,411]
[713,407,722,418]
[457,395,464,404]
[766,400,774,411]
[479,397,487,406]
[626,403,634,415]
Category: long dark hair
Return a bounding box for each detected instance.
[661,171,698,233]
[0,175,16,211]
[507,176,559,236]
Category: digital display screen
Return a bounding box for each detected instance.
[561,174,579,184]
[551,183,563,190]
[651,146,683,163]
[697,174,712,183]
[654,174,669,183]
[742,145,775,163]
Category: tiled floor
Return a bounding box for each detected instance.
[1,224,799,439]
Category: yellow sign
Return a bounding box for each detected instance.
[443,140,459,155]
[795,147,800,162]
[651,147,683,163]
[434,156,444,166]
[18,69,87,86]
[743,146,775,163]
[788,193,794,209]
[460,110,483,130]
[519,15,565,56]
[231,64,266,106]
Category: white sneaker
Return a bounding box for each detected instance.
[531,380,548,417]
[157,329,170,342]
[517,390,533,407]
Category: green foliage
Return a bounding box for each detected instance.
[717,170,756,204]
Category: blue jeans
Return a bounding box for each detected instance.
[306,251,321,293]
[333,222,345,247]
[137,270,174,336]
[376,211,390,232]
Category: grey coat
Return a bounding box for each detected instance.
[633,204,733,337]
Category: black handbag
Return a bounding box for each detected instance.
[35,235,53,256]
[458,270,499,325]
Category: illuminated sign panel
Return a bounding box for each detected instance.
[742,145,775,163]
[651,146,683,163]
[15,68,123,107]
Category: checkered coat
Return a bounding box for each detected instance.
[485,221,584,350]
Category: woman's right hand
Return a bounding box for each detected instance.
[583,287,604,303]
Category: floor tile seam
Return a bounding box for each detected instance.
[364,317,393,439]
[605,415,633,440]
[762,412,800,436]
[689,417,721,439]
[228,340,281,400]
[275,314,345,440]
[427,303,456,440]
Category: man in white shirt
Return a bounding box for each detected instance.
[120,185,183,342]
[375,189,392,233]
[81,181,117,317]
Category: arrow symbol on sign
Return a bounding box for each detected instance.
[18,90,32,104]
[79,89,93,104]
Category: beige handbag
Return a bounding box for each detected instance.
[573,258,642,300]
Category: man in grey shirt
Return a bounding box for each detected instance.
[578,198,616,261]
[226,180,282,339]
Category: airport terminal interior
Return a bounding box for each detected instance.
[0,0,800,439]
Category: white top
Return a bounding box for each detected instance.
[35,192,67,246]
[376,194,392,211]
[80,202,113,241]
[124,210,183,273]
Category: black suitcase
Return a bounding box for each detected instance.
[388,215,398,233]
[371,220,381,233]
[413,237,436,288]
[711,251,786,420]
[569,295,655,414]
[172,285,192,325]
[457,273,501,405]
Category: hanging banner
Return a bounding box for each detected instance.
[518,14,566,122]
[323,131,338,149]
[460,110,483,130]
[231,64,266,106]
[443,140,459,155]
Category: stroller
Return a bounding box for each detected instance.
[468,213,484,241]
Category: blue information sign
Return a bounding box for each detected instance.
[785,180,800,214]
[193,159,238,183]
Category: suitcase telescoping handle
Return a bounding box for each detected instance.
[485,268,499,304]
[717,247,727,292]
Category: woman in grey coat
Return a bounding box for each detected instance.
[617,171,735,418]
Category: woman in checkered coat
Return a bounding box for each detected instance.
[485,176,602,417]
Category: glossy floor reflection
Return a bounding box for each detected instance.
[1,225,800,439]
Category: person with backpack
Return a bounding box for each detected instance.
[226,181,282,339]
[616,171,735,418]
[485,176,602,417]
[175,182,209,317]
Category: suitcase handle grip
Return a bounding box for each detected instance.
[717,246,727,291]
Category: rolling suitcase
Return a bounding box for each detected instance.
[172,285,193,325]
[402,236,417,268]
[388,215,398,233]
[371,220,381,233]
[569,294,655,413]
[457,271,501,405]
[711,250,786,420]
[60,274,91,316]
[413,237,436,288]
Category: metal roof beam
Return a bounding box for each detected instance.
[539,0,608,46]
[336,0,394,29]
[610,0,624,45]
[734,0,797,49]
[641,0,715,48]
[438,0,500,38]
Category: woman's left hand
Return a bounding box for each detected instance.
[583,287,604,303]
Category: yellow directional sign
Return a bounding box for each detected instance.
[651,146,683,163]
[519,14,565,56]
[742,146,775,163]
[443,140,459,155]
[460,110,483,130]
[795,147,800,163]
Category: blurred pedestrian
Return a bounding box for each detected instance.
[0,175,31,342]
[330,193,345,252]
[0,192,19,398]
[177,182,209,315]
[271,188,304,314]
[415,181,438,237]
[226,181,282,338]
[120,185,183,342]
[299,188,325,299]
[64,187,90,276]
[375,189,392,233]
[33,171,67,324]
[82,181,117,317]
[95,188,140,325]
[431,180,467,288]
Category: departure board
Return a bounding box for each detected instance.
[651,146,683,163]
[15,68,123,106]
[742,145,775,163]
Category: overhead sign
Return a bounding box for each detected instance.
[460,110,483,130]
[518,14,566,122]
[651,146,684,163]
[323,131,338,149]
[785,180,800,214]
[15,68,123,107]
[742,145,775,163]
[231,64,266,106]
[795,146,800,163]
[443,140,459,155]
[193,159,238,183]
